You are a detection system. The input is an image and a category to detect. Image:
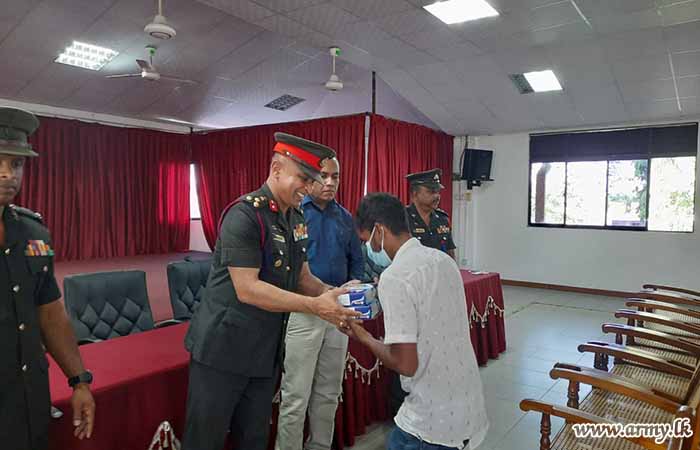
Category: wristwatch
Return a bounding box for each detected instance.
[67,370,93,388]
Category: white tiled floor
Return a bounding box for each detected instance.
[347,286,628,450]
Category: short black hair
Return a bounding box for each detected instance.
[355,192,410,235]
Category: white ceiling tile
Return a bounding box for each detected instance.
[195,0,277,23]
[372,8,443,37]
[617,79,676,103]
[671,50,700,77]
[400,27,463,50]
[601,29,668,62]
[611,55,673,82]
[490,46,553,74]
[677,75,700,98]
[660,0,700,27]
[407,63,459,86]
[624,98,683,120]
[575,0,656,15]
[552,61,616,90]
[513,20,595,47]
[335,22,395,53]
[547,39,608,68]
[587,6,664,34]
[664,21,700,53]
[255,14,314,37]
[329,0,415,20]
[254,0,327,13]
[286,3,360,36]
[370,38,438,69]
[522,1,581,31]
[566,83,628,123]
[424,41,484,62]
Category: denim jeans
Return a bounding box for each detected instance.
[386,426,466,450]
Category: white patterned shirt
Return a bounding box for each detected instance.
[379,238,489,449]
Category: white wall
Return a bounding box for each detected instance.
[451,131,700,292]
[189,220,211,252]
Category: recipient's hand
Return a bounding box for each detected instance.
[71,384,95,440]
[339,320,372,344]
[311,287,360,327]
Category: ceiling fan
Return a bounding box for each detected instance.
[324,47,344,91]
[106,45,197,84]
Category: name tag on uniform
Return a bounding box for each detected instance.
[293,223,308,242]
[272,234,286,243]
[25,240,54,256]
[414,227,425,233]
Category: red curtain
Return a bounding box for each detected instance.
[367,114,454,217]
[191,114,366,250]
[17,117,190,261]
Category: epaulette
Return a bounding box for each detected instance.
[9,204,44,224]
[242,194,279,213]
[435,208,449,217]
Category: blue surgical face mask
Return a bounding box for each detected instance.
[365,225,392,268]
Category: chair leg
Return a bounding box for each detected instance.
[539,414,551,450]
[567,381,579,409]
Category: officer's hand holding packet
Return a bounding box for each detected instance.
[337,283,381,320]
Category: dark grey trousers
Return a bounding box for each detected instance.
[182,359,278,450]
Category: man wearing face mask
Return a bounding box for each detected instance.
[183,133,359,450]
[344,193,488,450]
[276,157,363,450]
[405,169,456,260]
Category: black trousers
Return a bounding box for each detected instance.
[182,359,278,450]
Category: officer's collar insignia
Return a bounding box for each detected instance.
[293,223,308,242]
[25,240,53,256]
[269,199,279,212]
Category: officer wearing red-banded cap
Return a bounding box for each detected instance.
[183,132,359,450]
[0,107,95,450]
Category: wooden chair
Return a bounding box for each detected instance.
[520,362,700,450]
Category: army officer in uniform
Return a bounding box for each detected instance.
[183,132,359,450]
[0,107,95,450]
[406,168,456,260]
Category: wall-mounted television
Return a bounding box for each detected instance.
[461,148,493,189]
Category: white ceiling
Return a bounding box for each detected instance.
[1,0,699,135]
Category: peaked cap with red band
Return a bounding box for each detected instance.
[273,132,337,183]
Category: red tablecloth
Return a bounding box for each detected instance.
[48,323,190,450]
[460,270,507,365]
[49,272,505,450]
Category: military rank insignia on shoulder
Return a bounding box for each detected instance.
[243,195,279,212]
[435,208,449,217]
[10,204,44,223]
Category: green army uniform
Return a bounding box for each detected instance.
[405,169,456,254]
[0,108,62,450]
[183,133,336,450]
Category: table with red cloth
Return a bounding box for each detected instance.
[49,271,505,450]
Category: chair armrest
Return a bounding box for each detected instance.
[642,284,700,300]
[602,323,700,356]
[519,399,668,450]
[615,309,700,336]
[626,299,700,318]
[550,363,682,414]
[78,338,102,345]
[579,341,695,377]
[154,319,184,329]
[636,291,700,307]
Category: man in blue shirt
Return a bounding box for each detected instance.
[276,157,363,450]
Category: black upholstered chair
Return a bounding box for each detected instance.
[63,270,177,344]
[166,257,212,321]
